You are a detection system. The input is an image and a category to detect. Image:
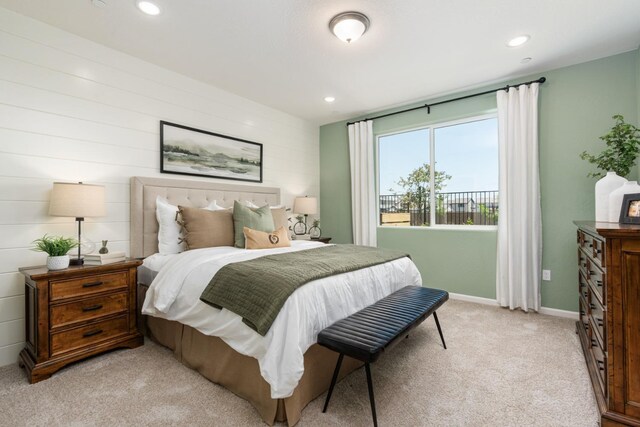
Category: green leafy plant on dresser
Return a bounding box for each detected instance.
[580,115,640,178]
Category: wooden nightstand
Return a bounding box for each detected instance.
[311,237,332,244]
[18,259,143,383]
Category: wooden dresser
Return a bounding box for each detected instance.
[19,259,143,383]
[575,221,640,426]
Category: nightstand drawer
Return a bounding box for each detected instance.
[50,293,128,329]
[50,272,128,301]
[50,315,128,356]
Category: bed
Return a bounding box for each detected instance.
[130,176,421,425]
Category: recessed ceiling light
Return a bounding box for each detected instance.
[521,57,532,64]
[329,12,370,43]
[136,0,161,16]
[507,35,530,47]
[324,96,336,103]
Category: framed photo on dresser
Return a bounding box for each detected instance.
[619,192,640,224]
[160,121,263,183]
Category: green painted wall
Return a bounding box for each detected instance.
[320,50,639,311]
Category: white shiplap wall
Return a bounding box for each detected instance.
[0,7,320,367]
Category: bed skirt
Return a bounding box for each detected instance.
[146,316,362,426]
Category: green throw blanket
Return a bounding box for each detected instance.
[200,244,409,336]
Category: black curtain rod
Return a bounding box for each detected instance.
[346,76,546,126]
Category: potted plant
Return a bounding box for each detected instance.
[580,115,640,178]
[580,115,640,221]
[32,234,78,270]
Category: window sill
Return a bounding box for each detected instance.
[378,225,497,232]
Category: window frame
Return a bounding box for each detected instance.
[376,112,498,231]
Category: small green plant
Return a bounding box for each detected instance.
[580,115,640,178]
[32,235,78,257]
[312,219,320,227]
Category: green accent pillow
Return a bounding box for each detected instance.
[232,201,275,248]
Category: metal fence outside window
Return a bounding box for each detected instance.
[379,191,499,226]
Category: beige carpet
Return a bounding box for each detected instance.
[0,300,599,426]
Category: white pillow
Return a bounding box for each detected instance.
[155,196,226,255]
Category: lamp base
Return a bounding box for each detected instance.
[69,257,84,266]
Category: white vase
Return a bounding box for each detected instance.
[47,255,70,271]
[608,181,640,222]
[595,171,626,221]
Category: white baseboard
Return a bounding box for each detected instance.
[448,292,579,320]
[538,306,579,319]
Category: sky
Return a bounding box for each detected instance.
[379,117,498,195]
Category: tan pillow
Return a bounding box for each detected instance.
[271,207,288,232]
[244,226,291,249]
[177,205,234,250]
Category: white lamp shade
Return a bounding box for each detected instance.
[49,182,106,218]
[293,197,317,215]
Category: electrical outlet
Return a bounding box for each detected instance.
[542,270,551,281]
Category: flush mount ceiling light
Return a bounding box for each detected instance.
[329,11,370,43]
[507,35,530,47]
[91,0,107,8]
[136,0,161,15]
[324,96,336,103]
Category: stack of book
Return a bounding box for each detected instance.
[83,251,126,266]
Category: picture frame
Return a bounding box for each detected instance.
[160,121,263,183]
[619,192,640,224]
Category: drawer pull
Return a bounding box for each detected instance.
[596,359,605,371]
[82,329,103,338]
[595,280,603,287]
[82,281,103,288]
[579,310,586,316]
[590,303,597,310]
[82,304,103,312]
[596,318,604,327]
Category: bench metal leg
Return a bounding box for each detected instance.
[323,353,344,413]
[365,362,378,427]
[433,311,447,349]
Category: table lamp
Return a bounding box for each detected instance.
[49,182,106,265]
[293,196,317,235]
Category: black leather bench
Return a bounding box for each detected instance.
[317,285,449,426]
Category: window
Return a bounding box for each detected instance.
[378,115,498,227]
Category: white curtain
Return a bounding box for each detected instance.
[348,120,377,246]
[496,83,542,312]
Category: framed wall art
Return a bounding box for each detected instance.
[619,192,640,224]
[160,121,263,183]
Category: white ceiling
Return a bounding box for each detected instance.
[1,0,639,125]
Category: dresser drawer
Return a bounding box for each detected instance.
[50,272,128,301]
[579,271,589,301]
[50,293,128,330]
[579,296,589,332]
[589,327,607,396]
[591,236,605,268]
[588,291,606,347]
[585,258,605,305]
[50,315,128,356]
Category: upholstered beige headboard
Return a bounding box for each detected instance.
[130,176,280,258]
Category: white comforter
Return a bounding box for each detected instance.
[142,241,422,398]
